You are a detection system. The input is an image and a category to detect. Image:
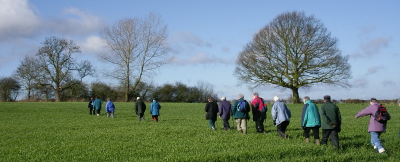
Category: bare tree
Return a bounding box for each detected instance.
[35,36,94,102]
[99,13,169,102]
[14,55,39,100]
[235,11,351,103]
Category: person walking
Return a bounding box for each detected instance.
[105,98,115,118]
[301,96,321,145]
[205,97,219,130]
[251,92,267,133]
[93,97,103,116]
[231,94,250,134]
[271,96,291,138]
[135,97,146,121]
[355,98,387,154]
[320,95,341,149]
[218,96,231,130]
[87,97,95,115]
[150,99,161,122]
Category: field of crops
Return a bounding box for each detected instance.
[0,102,399,161]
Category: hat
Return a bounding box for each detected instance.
[323,95,331,100]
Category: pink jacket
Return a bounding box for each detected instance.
[355,102,386,132]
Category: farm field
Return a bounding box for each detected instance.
[0,102,399,161]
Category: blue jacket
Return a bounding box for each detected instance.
[301,100,321,128]
[106,101,115,112]
[231,98,250,119]
[218,100,231,120]
[150,100,161,116]
[271,100,291,126]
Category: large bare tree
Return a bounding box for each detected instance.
[35,36,94,102]
[99,13,169,102]
[235,11,351,103]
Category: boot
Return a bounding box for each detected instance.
[315,139,320,145]
[305,138,310,143]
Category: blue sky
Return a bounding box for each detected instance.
[0,0,399,101]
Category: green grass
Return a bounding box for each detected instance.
[0,102,399,161]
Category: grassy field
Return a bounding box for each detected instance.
[0,102,399,161]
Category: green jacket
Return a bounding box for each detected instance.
[231,98,250,119]
[93,99,103,110]
[320,101,341,131]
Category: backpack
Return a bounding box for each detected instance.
[258,98,267,112]
[237,101,247,112]
[375,105,390,123]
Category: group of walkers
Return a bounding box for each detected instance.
[87,94,388,153]
[87,97,162,122]
[205,93,388,153]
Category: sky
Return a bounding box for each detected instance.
[0,0,399,101]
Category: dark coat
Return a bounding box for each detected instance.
[135,99,146,114]
[205,101,219,121]
[320,101,341,131]
[218,100,231,120]
[88,99,94,109]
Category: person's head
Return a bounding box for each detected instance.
[303,96,310,104]
[370,97,378,105]
[273,96,280,102]
[238,94,244,99]
[323,95,331,102]
[207,97,213,102]
[253,92,259,99]
[221,96,226,101]
[107,98,111,101]
[153,99,157,102]
[137,97,141,100]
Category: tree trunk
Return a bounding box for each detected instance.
[55,90,61,102]
[290,87,301,103]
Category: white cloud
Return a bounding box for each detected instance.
[79,35,106,55]
[0,0,41,41]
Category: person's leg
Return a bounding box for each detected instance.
[255,120,261,133]
[281,121,289,136]
[241,119,247,134]
[303,127,312,143]
[259,119,265,133]
[330,130,339,149]
[222,119,228,129]
[208,119,215,129]
[370,132,384,152]
[312,127,320,145]
[235,119,242,133]
[321,129,330,145]
[89,108,92,115]
[277,123,286,137]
